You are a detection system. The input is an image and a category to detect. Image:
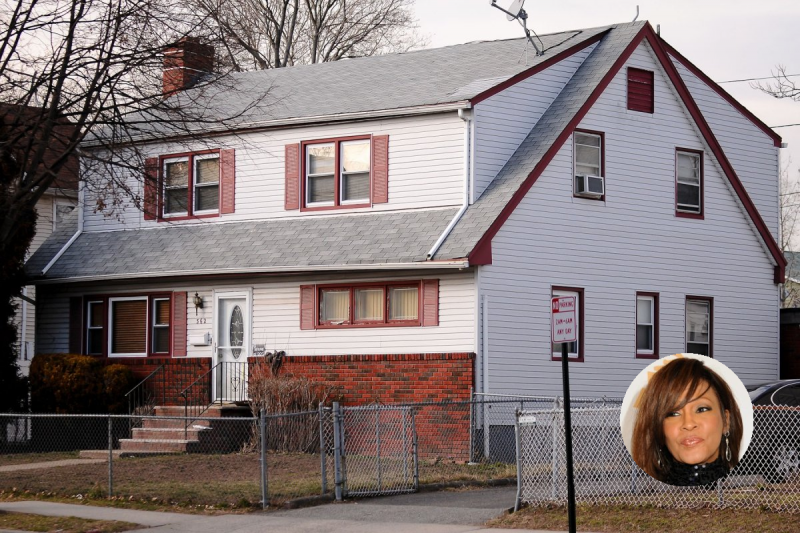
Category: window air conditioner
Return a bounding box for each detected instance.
[574,174,604,198]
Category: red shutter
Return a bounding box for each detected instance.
[172,292,187,357]
[69,296,83,354]
[300,285,316,330]
[144,157,159,220]
[220,149,236,214]
[422,279,439,327]
[627,68,654,113]
[285,143,300,210]
[372,135,389,204]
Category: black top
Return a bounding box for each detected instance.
[663,456,729,486]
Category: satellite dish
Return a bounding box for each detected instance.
[506,0,524,20]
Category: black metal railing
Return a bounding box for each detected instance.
[125,365,165,418]
[180,362,218,436]
[179,361,252,438]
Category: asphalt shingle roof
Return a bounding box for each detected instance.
[29,21,648,282]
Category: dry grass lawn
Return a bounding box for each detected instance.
[0,510,139,532]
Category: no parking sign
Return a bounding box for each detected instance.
[551,296,577,344]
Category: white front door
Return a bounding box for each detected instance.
[214,291,250,402]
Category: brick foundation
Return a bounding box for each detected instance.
[105,357,212,405]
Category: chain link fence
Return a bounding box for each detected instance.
[516,405,800,512]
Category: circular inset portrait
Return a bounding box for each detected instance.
[620,353,753,486]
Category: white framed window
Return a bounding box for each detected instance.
[676,150,702,215]
[574,131,602,177]
[53,199,76,231]
[151,298,170,354]
[193,153,220,214]
[108,296,148,357]
[86,301,104,355]
[636,293,658,358]
[304,137,371,208]
[686,297,712,357]
[551,287,583,361]
[163,157,189,216]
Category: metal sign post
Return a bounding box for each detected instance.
[552,296,577,533]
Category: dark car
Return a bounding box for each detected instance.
[739,379,800,482]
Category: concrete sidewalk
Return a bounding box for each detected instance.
[0,459,105,473]
[0,501,203,528]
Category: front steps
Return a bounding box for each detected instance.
[117,404,252,455]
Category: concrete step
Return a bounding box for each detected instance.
[119,438,197,453]
[132,427,211,440]
[153,406,223,417]
[142,417,211,430]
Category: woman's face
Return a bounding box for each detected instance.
[662,382,729,465]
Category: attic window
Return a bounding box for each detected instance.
[627,68,654,113]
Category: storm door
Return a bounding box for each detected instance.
[214,290,250,402]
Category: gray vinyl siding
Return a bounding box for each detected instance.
[472,44,597,202]
[35,270,475,358]
[671,55,780,238]
[477,43,779,398]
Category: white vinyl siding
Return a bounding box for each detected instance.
[671,55,780,238]
[477,42,779,398]
[472,43,597,202]
[35,271,475,358]
[81,114,465,232]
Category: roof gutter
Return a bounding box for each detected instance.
[33,259,471,285]
[427,106,472,260]
[42,180,83,275]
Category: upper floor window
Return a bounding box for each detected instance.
[163,152,220,217]
[304,137,370,209]
[627,68,654,113]
[53,199,76,231]
[676,149,703,217]
[573,130,604,200]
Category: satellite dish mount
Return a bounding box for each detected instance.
[491,0,543,56]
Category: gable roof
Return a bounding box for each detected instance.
[29,21,785,283]
[109,25,613,142]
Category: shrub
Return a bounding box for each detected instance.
[30,354,135,414]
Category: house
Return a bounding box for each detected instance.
[26,21,786,411]
[3,105,79,376]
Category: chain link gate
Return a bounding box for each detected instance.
[334,404,418,497]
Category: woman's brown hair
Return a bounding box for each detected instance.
[631,357,743,481]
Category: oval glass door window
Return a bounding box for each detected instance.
[229,305,244,359]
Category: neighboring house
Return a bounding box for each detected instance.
[26,21,786,409]
[4,105,79,376]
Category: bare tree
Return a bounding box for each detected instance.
[195,0,424,71]
[753,65,800,102]
[0,0,267,407]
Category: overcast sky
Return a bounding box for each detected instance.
[414,0,800,182]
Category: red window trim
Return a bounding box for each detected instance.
[551,286,585,363]
[300,135,372,212]
[686,295,713,358]
[635,292,659,360]
[675,148,704,219]
[83,293,173,357]
[627,67,654,114]
[315,280,423,329]
[158,149,221,221]
[573,129,606,201]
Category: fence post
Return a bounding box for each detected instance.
[402,408,409,486]
[260,408,268,510]
[551,410,559,501]
[483,401,491,462]
[514,410,523,512]
[468,387,474,463]
[333,402,344,501]
[375,408,382,493]
[107,415,113,498]
[319,404,327,495]
[411,407,419,491]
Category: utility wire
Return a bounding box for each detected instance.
[771,124,800,129]
[718,73,800,84]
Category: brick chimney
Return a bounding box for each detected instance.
[162,37,214,96]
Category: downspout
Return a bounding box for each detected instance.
[20,287,27,361]
[427,107,472,260]
[42,180,83,275]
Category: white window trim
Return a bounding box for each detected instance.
[86,300,103,355]
[676,151,702,214]
[162,156,189,218]
[685,298,711,356]
[151,297,170,354]
[552,289,580,359]
[212,288,253,401]
[108,296,149,357]
[339,139,371,205]
[53,199,76,232]
[573,132,602,177]
[305,142,336,207]
[192,153,220,215]
[636,295,655,356]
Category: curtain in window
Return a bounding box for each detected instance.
[389,287,418,321]
[355,288,384,321]
[111,300,147,354]
[320,290,349,323]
